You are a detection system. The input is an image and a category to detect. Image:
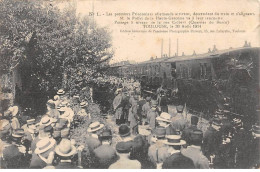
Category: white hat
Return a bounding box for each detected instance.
[163,135,186,145]
[55,139,77,157]
[87,121,104,133]
[156,112,171,123]
[35,138,56,154]
[8,106,19,116]
[57,89,65,95]
[40,116,53,126]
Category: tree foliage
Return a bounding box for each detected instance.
[0,0,113,94]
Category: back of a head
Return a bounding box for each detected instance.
[191,115,199,126]
[190,130,203,146]
[116,141,132,154]
[165,155,195,169]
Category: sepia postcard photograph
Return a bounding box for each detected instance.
[0,0,259,169]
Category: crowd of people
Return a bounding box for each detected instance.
[0,80,260,169]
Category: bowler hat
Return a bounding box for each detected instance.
[116,141,132,153]
[55,139,77,157]
[119,124,130,137]
[44,125,53,133]
[99,129,112,140]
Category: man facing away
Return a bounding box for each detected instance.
[109,142,141,169]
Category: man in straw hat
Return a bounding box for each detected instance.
[148,127,169,169]
[77,101,91,120]
[93,129,117,169]
[109,141,141,169]
[162,135,194,169]
[85,122,104,152]
[147,100,159,130]
[156,112,179,135]
[181,129,209,169]
[30,137,56,168]
[7,106,20,130]
[54,138,79,169]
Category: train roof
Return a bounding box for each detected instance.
[164,47,260,63]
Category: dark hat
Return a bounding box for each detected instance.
[191,115,199,125]
[190,130,203,143]
[212,118,223,126]
[176,105,184,113]
[252,125,260,134]
[99,129,112,140]
[154,126,166,138]
[116,141,132,153]
[119,124,130,137]
[44,125,53,133]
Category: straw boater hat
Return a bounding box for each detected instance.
[57,89,65,95]
[80,101,88,108]
[55,139,77,157]
[8,106,19,116]
[40,116,53,126]
[156,112,171,123]
[35,137,56,154]
[27,119,36,125]
[252,125,260,138]
[163,135,186,145]
[12,128,25,138]
[87,121,104,133]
